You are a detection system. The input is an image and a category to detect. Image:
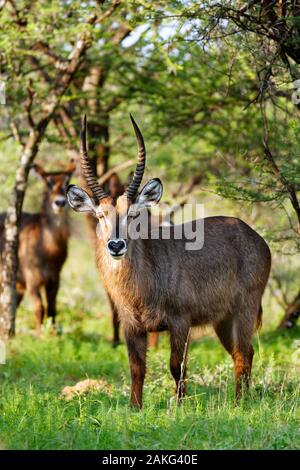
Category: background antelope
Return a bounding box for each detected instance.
[0,161,75,333]
[67,115,271,409]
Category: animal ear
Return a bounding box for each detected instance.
[132,178,163,211]
[66,185,96,214]
[32,164,47,181]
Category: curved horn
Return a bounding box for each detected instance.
[80,115,109,202]
[126,114,146,200]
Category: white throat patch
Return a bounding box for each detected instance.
[103,249,123,271]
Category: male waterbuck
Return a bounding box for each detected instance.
[84,172,124,346]
[0,160,75,333]
[67,115,271,409]
[87,171,160,348]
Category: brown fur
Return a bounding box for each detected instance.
[68,118,271,409]
[89,210,271,408]
[0,163,74,333]
[88,172,161,348]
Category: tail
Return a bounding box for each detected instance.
[256,304,263,330]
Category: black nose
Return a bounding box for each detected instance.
[107,239,126,254]
[55,199,66,208]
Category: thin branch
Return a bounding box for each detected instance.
[54,114,79,154]
[98,159,135,185]
[0,132,13,142]
[7,0,28,27]
[59,107,78,140]
[27,55,51,82]
[110,132,126,148]
[111,23,132,45]
[10,122,24,148]
[103,96,122,113]
[93,0,121,25]
[25,82,35,129]
[30,42,68,71]
[272,273,289,308]
[260,99,300,235]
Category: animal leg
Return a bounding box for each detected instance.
[169,326,191,400]
[108,294,120,347]
[232,344,254,401]
[16,282,25,308]
[215,316,254,402]
[16,292,24,308]
[46,279,59,324]
[148,332,159,348]
[28,289,45,334]
[124,329,147,409]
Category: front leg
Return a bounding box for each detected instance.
[169,326,191,401]
[107,293,120,347]
[46,278,60,324]
[124,328,147,409]
[28,288,45,335]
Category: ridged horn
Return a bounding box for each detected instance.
[80,115,108,202]
[126,114,146,200]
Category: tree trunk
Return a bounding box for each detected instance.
[91,117,110,177]
[82,65,111,177]
[0,130,40,338]
[0,13,101,339]
[278,290,300,330]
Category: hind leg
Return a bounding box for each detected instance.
[232,344,254,400]
[16,282,25,308]
[214,316,255,402]
[169,324,191,400]
[28,288,45,335]
[148,332,159,348]
[16,292,24,308]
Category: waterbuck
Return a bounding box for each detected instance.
[84,172,125,346]
[0,160,75,333]
[87,171,160,348]
[67,115,271,409]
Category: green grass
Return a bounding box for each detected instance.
[0,236,299,450]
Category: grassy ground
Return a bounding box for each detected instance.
[0,235,299,450]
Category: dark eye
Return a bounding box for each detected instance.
[47,178,54,189]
